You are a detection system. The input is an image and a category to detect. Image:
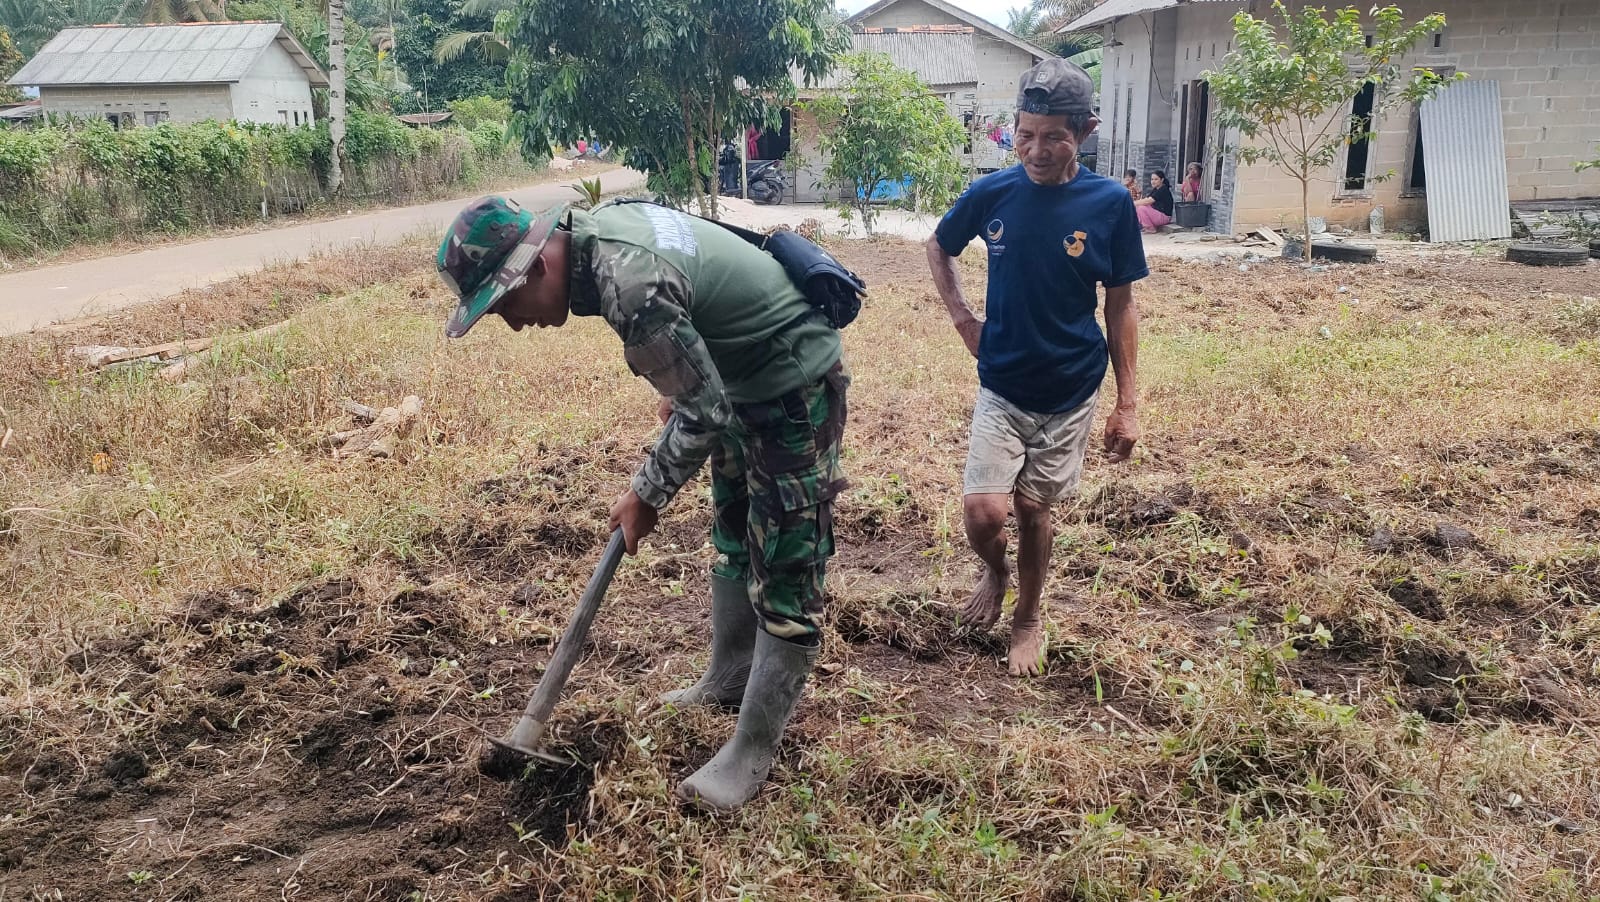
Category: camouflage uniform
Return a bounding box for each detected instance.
[566,201,848,641]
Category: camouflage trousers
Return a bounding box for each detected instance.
[710,361,849,643]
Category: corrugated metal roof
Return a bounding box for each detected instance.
[848,0,1049,61]
[1421,79,1512,243]
[1058,0,1243,33]
[1059,0,1177,32]
[0,100,43,120]
[805,30,978,91]
[9,23,328,88]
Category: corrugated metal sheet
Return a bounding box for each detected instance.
[9,23,327,88]
[1059,0,1177,33]
[804,30,978,90]
[1059,0,1245,33]
[1421,79,1512,243]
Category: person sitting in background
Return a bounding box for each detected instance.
[1122,169,1141,200]
[1134,169,1174,232]
[1182,162,1203,202]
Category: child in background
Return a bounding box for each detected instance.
[1182,162,1203,202]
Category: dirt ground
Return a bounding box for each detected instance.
[1,241,1598,899]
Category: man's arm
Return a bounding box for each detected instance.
[598,246,732,552]
[925,235,983,357]
[1102,283,1140,462]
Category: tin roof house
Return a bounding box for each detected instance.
[8,22,328,128]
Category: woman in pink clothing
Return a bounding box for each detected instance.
[1134,169,1174,232]
[1181,162,1203,202]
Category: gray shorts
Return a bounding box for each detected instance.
[963,387,1098,504]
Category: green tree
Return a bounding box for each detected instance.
[1204,2,1460,243]
[505,0,845,216]
[805,51,965,235]
[1006,0,1101,87]
[0,26,24,103]
[139,0,221,23]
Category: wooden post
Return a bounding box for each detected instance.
[740,128,749,200]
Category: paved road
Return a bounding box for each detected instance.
[0,168,647,335]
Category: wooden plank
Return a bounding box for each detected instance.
[89,336,216,368]
[1251,227,1285,247]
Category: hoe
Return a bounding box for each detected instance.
[489,528,626,765]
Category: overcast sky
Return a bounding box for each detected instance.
[839,0,1021,27]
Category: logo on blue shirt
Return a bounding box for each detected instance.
[985,219,1004,241]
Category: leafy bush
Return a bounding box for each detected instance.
[345,109,420,164]
[0,112,522,258]
[466,121,507,161]
[448,95,512,131]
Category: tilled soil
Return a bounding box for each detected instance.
[3,245,1598,899]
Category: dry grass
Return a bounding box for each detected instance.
[1,239,1598,900]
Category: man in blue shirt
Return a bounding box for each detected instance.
[925,58,1146,677]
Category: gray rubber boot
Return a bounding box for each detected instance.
[675,630,817,811]
[659,575,759,708]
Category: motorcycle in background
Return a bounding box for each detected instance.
[717,141,786,205]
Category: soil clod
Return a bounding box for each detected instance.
[101,748,149,784]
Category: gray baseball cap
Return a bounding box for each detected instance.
[1017,58,1095,116]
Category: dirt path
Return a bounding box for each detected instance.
[0,169,647,336]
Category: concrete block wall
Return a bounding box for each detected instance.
[40,84,234,125]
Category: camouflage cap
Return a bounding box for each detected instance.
[437,196,569,338]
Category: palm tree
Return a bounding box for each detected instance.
[0,0,63,56]
[1006,0,1103,88]
[2,0,137,56]
[432,0,507,64]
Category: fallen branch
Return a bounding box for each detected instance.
[339,399,380,423]
[74,337,217,370]
[330,395,424,460]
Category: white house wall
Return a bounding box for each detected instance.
[39,83,234,125]
[229,42,316,126]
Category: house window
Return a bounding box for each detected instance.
[144,110,168,126]
[1342,82,1377,192]
[280,110,290,124]
[1407,112,1427,194]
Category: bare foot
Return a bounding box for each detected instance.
[957,564,1008,633]
[1007,618,1047,677]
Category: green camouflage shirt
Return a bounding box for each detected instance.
[566,202,842,510]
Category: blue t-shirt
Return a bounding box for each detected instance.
[935,164,1148,414]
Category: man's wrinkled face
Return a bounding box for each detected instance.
[1015,111,1098,186]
